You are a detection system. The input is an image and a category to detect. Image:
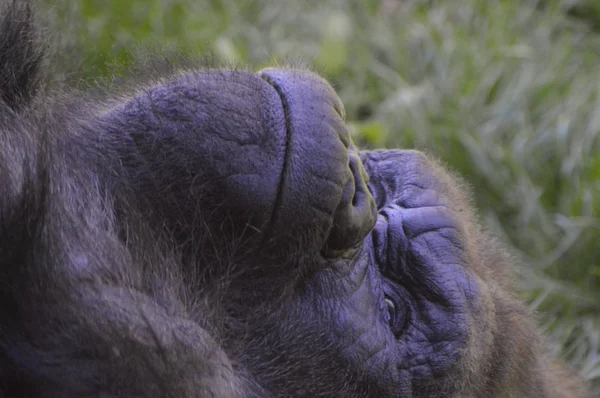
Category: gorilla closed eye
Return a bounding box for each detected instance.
[0,2,590,397]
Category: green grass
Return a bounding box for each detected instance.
[43,0,600,391]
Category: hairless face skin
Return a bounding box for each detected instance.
[0,2,589,397]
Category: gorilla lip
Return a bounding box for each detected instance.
[255,70,293,248]
[257,69,377,257]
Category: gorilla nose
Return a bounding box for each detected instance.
[257,68,377,255]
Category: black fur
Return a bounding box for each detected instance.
[0,3,372,396]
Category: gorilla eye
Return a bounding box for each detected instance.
[384,296,396,326]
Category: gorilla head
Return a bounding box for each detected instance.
[0,2,589,397]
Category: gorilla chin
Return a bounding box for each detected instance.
[0,2,589,397]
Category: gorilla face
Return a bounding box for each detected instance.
[95,67,491,395]
[0,3,587,397]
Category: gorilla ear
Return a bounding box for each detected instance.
[323,149,377,256]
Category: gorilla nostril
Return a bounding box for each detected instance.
[349,156,364,207]
[333,101,346,122]
[323,151,377,257]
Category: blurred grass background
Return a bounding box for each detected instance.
[42,0,600,392]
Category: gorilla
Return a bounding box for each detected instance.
[0,2,589,397]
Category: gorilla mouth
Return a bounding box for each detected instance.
[257,68,377,256]
[255,69,297,247]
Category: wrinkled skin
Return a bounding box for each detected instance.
[0,2,589,397]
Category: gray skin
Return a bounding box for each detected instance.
[0,2,586,397]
